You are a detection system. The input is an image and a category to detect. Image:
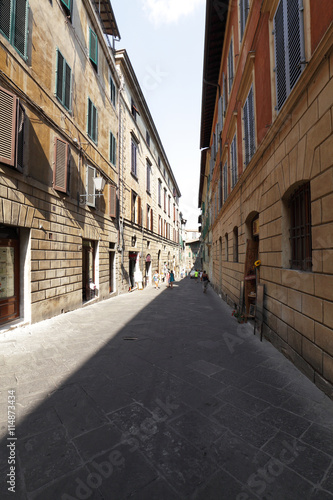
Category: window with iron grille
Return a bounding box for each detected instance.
[110,76,116,106]
[56,49,72,111]
[273,0,305,111]
[87,98,98,143]
[289,182,312,271]
[131,138,138,177]
[89,28,98,70]
[0,0,29,59]
[110,132,116,165]
[0,86,25,171]
[228,37,234,94]
[243,85,255,166]
[231,134,237,188]
[54,137,69,193]
[240,0,249,41]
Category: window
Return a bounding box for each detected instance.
[56,50,71,111]
[0,86,24,170]
[0,0,29,59]
[168,195,171,217]
[223,161,228,201]
[86,165,96,207]
[289,183,312,271]
[110,76,116,106]
[158,156,161,168]
[218,163,222,209]
[243,85,255,166]
[164,188,167,212]
[225,233,229,261]
[147,205,151,230]
[158,179,162,206]
[231,134,237,188]
[87,98,98,143]
[233,226,239,262]
[131,98,139,121]
[53,137,69,193]
[109,185,117,218]
[146,130,150,147]
[274,0,305,111]
[110,132,116,166]
[240,0,249,41]
[131,137,138,177]
[89,28,98,70]
[131,191,137,223]
[228,37,234,94]
[146,160,151,194]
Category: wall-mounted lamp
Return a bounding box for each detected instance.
[79,176,106,204]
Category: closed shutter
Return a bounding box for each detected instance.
[287,0,302,90]
[240,0,249,41]
[92,105,97,143]
[231,135,237,188]
[86,165,96,207]
[14,0,29,58]
[0,87,17,167]
[109,184,117,218]
[64,62,71,110]
[248,87,255,159]
[54,138,68,192]
[16,102,25,171]
[61,0,71,10]
[56,51,64,102]
[0,0,11,40]
[274,0,287,110]
[243,98,249,165]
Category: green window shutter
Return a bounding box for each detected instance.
[110,132,116,165]
[56,50,64,102]
[89,28,98,68]
[92,105,97,143]
[87,98,92,137]
[64,62,71,110]
[16,101,25,171]
[0,0,11,40]
[61,0,71,9]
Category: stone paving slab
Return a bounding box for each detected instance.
[0,278,332,499]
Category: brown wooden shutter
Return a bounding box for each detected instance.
[109,185,117,218]
[54,138,68,192]
[0,87,17,167]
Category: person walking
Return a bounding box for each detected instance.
[169,270,175,289]
[202,270,209,293]
[153,270,160,289]
[194,269,199,283]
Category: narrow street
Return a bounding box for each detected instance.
[1,278,333,500]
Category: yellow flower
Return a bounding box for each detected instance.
[254,260,261,267]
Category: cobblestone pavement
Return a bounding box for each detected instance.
[0,277,333,499]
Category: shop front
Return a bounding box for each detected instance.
[0,226,20,326]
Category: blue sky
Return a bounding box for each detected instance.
[111,0,206,228]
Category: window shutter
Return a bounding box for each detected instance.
[109,184,117,218]
[61,0,71,10]
[86,165,96,207]
[16,102,25,171]
[64,62,71,110]
[0,1,11,40]
[93,105,97,143]
[0,87,17,167]
[54,137,68,192]
[231,135,237,188]
[138,196,142,225]
[89,28,98,68]
[287,0,302,91]
[223,73,227,116]
[218,95,223,131]
[150,209,153,231]
[248,87,255,159]
[14,0,28,58]
[56,51,64,102]
[240,0,249,41]
[274,0,287,110]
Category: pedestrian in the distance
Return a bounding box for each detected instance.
[169,270,175,289]
[202,270,209,293]
[153,270,160,289]
[194,269,199,283]
[166,269,170,287]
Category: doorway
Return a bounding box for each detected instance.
[0,228,20,325]
[82,240,96,302]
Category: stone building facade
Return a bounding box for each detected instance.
[0,0,181,326]
[115,50,181,291]
[199,0,333,395]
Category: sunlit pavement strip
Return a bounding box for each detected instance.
[0,279,333,499]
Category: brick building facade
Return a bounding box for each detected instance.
[199,0,333,395]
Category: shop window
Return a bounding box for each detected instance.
[0,86,25,171]
[0,0,29,59]
[56,50,72,111]
[53,137,70,193]
[273,0,305,111]
[289,182,312,271]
